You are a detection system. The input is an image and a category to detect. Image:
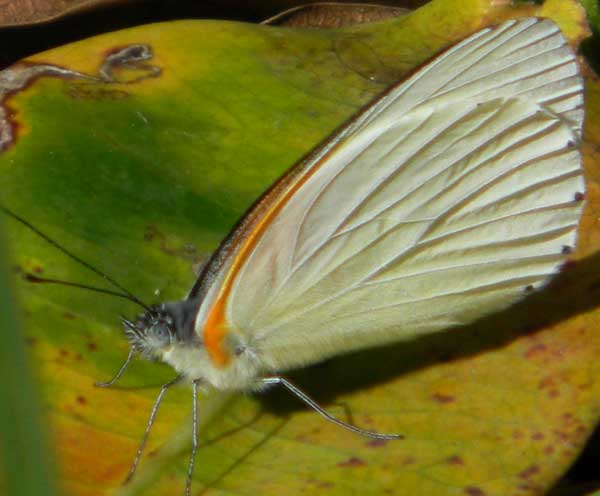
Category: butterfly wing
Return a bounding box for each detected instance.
[198,18,585,372]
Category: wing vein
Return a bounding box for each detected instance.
[264,149,577,326]
[422,21,556,100]
[324,270,559,322]
[364,221,578,286]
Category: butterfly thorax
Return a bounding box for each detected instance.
[123,299,265,390]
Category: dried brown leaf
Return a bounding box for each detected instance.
[262,2,410,27]
[0,0,134,26]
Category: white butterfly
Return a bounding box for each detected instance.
[151,16,584,386]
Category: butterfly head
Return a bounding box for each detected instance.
[122,300,198,360]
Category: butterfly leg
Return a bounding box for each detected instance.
[261,376,403,440]
[123,374,183,484]
[185,379,201,496]
[95,347,136,387]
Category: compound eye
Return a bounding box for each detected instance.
[151,319,172,345]
[155,323,168,337]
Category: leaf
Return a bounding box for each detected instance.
[261,2,410,28]
[0,0,598,495]
[0,220,59,496]
[0,0,125,27]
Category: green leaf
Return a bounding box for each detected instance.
[1,0,599,495]
[0,219,58,495]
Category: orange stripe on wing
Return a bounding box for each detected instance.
[202,150,339,367]
[203,293,230,367]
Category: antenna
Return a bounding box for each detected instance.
[0,204,151,311]
[23,272,148,304]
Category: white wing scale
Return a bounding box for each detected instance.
[203,18,584,372]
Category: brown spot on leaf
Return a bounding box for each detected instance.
[562,447,576,459]
[553,429,570,442]
[87,342,98,351]
[464,487,485,496]
[63,312,76,320]
[519,465,540,479]
[432,393,455,404]
[25,336,37,347]
[574,191,584,202]
[361,415,374,425]
[575,425,587,438]
[144,225,199,261]
[563,412,574,421]
[67,85,129,100]
[32,265,43,274]
[518,483,543,492]
[538,376,555,390]
[76,395,87,405]
[366,438,389,448]
[59,349,69,357]
[447,455,464,465]
[524,343,547,359]
[531,432,544,441]
[337,456,365,468]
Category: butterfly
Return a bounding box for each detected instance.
[2,16,585,496]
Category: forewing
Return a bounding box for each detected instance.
[220,18,585,371]
[356,17,583,138]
